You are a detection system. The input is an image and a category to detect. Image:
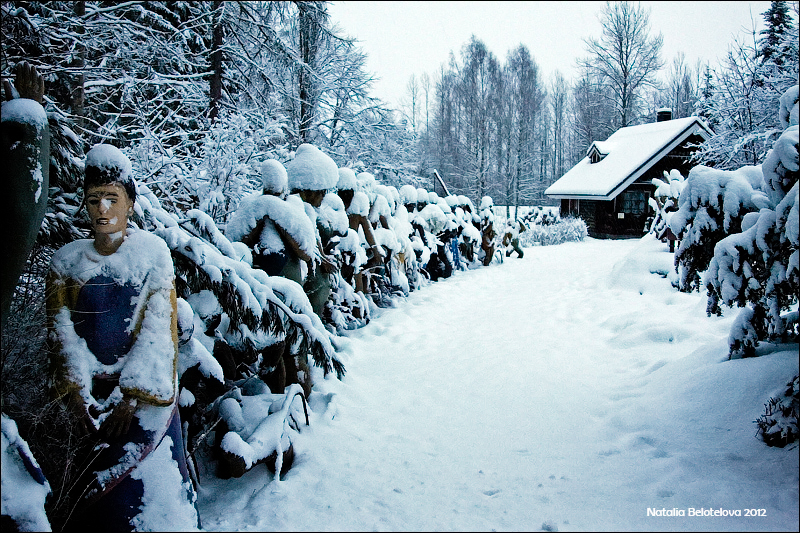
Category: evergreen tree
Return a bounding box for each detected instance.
[705,85,798,358]
[759,1,793,66]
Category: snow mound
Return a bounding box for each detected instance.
[608,234,678,295]
[1,98,47,129]
[399,184,418,205]
[337,168,357,191]
[347,191,370,217]
[1,414,51,532]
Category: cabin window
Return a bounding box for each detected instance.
[568,199,579,215]
[589,149,608,164]
[618,190,648,215]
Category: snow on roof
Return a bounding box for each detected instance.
[286,144,338,192]
[589,140,614,156]
[546,117,711,200]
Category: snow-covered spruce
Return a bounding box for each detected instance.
[704,85,798,358]
[669,164,769,293]
[754,374,800,448]
[133,181,344,379]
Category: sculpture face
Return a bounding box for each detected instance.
[85,183,133,238]
[298,189,325,208]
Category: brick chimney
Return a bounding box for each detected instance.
[657,107,673,122]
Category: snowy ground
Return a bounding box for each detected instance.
[197,236,798,532]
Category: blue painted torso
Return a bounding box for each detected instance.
[72,274,139,365]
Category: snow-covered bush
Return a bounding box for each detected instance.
[192,112,287,225]
[669,164,768,292]
[525,206,560,226]
[755,374,799,447]
[704,85,798,358]
[520,217,588,247]
[648,169,685,241]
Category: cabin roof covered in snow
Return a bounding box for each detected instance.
[545,116,712,201]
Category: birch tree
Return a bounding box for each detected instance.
[580,1,664,128]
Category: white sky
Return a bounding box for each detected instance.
[327,1,773,110]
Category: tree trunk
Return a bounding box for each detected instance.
[70,1,86,130]
[209,0,224,123]
[297,2,321,144]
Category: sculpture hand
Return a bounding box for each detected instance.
[320,253,338,274]
[100,397,136,439]
[66,390,98,436]
[4,62,45,103]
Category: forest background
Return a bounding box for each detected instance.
[3,1,796,223]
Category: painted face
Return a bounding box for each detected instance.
[85,183,133,237]
[299,189,325,208]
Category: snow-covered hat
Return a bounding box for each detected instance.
[261,159,288,195]
[337,167,357,191]
[479,195,494,210]
[375,184,396,212]
[286,143,339,192]
[416,188,429,204]
[369,194,391,222]
[386,186,400,205]
[357,172,377,193]
[399,184,418,205]
[84,143,136,201]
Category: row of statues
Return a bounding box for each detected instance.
[2,62,529,532]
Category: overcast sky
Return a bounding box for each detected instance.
[327,1,773,110]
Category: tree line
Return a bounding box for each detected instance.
[398,1,798,216]
[3,1,796,225]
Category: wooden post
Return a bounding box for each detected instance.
[432,169,450,197]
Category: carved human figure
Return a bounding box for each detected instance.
[47,144,199,531]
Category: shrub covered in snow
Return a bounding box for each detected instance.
[755,374,799,447]
[648,169,685,241]
[520,217,588,247]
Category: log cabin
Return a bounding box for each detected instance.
[545,109,712,238]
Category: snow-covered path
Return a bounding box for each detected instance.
[198,238,798,532]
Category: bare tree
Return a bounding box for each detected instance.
[661,52,697,118]
[550,71,569,181]
[580,1,664,128]
[420,72,432,134]
[401,73,420,133]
